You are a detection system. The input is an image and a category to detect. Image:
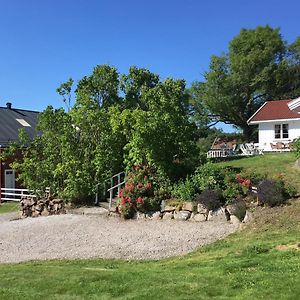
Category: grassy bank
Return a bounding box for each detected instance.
[0,202,19,214]
[217,152,300,192]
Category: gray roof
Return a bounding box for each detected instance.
[0,106,39,147]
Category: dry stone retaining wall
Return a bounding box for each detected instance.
[20,196,66,218]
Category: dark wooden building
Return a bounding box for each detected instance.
[0,103,38,200]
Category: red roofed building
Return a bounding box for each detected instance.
[248,97,300,151]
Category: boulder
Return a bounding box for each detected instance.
[162,205,176,212]
[226,201,247,221]
[41,208,50,217]
[242,210,254,223]
[174,210,191,221]
[162,212,174,220]
[230,215,241,226]
[192,213,207,222]
[147,211,161,220]
[207,208,227,222]
[182,202,194,212]
[197,203,207,214]
[136,212,146,220]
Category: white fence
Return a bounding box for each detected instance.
[0,188,36,202]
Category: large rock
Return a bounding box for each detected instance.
[174,210,191,221]
[147,211,162,220]
[162,212,174,220]
[230,215,241,226]
[41,208,50,217]
[136,212,146,220]
[207,208,227,222]
[197,203,207,214]
[226,201,247,221]
[242,210,254,223]
[162,205,176,212]
[182,202,194,212]
[192,213,207,222]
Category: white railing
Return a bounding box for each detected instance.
[107,180,126,211]
[0,188,35,202]
[95,171,126,209]
[207,149,234,158]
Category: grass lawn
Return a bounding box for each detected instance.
[0,201,300,299]
[217,152,300,192]
[0,201,19,214]
[0,154,300,299]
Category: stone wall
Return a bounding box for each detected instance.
[20,196,66,218]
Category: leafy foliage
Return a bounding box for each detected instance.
[8,65,195,203]
[257,179,285,207]
[191,25,300,139]
[172,177,196,202]
[195,189,222,212]
[118,165,166,218]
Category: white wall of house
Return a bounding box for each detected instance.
[257,119,300,151]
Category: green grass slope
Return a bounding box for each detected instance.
[217,152,300,192]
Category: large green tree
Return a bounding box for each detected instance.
[192,25,300,140]
[10,65,197,202]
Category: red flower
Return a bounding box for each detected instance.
[137,183,143,188]
[137,197,144,204]
[134,165,140,171]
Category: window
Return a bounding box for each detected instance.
[16,118,31,127]
[274,124,289,139]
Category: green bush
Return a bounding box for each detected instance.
[118,165,166,218]
[257,179,285,207]
[172,177,196,202]
[193,163,226,191]
[195,189,222,212]
[293,137,300,157]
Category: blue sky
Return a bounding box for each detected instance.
[0,0,299,132]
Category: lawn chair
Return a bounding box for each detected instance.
[270,143,278,151]
[240,144,254,156]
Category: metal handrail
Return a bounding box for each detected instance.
[107,180,126,210]
[95,171,126,206]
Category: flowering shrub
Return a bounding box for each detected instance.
[257,179,285,207]
[118,165,163,218]
[236,174,252,189]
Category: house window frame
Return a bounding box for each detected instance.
[274,123,289,140]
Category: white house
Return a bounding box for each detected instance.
[248,97,300,152]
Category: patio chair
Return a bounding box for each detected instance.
[276,142,285,152]
[270,143,278,151]
[240,144,254,156]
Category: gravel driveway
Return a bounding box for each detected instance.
[0,212,238,264]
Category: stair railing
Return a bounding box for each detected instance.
[107,178,126,210]
[95,172,126,207]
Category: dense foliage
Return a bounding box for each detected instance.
[117,165,168,218]
[8,65,196,203]
[257,179,285,207]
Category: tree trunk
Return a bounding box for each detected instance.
[241,125,257,142]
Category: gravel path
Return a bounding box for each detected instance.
[0,213,238,264]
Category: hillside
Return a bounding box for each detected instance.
[0,154,300,299]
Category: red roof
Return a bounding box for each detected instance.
[248,99,300,123]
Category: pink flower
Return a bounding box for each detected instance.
[137,197,144,204]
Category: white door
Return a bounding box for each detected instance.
[5,169,15,190]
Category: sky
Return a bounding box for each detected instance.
[0,0,300,132]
